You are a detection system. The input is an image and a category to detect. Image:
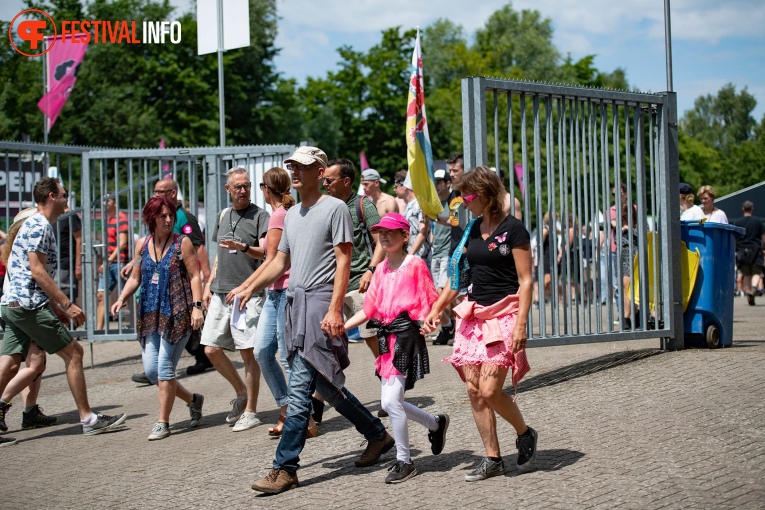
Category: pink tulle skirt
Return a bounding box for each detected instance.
[442,312,519,382]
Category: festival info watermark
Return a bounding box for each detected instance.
[9,9,182,57]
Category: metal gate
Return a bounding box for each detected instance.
[0,141,98,339]
[80,145,296,342]
[462,78,684,349]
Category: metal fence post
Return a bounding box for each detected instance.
[660,92,684,350]
[462,78,476,170]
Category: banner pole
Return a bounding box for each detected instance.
[217,0,226,147]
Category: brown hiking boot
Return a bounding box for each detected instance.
[355,431,395,467]
[251,468,299,494]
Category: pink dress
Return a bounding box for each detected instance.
[363,256,438,379]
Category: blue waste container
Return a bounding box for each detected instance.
[681,221,745,348]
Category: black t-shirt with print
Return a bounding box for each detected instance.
[466,214,530,306]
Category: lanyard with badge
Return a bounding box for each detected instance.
[228,205,248,254]
[151,235,171,285]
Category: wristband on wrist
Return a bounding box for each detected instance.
[240,243,249,253]
[61,300,73,310]
[75,265,82,268]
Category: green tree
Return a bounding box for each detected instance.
[680,83,758,151]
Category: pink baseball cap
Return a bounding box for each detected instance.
[371,213,409,232]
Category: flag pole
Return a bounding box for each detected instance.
[216,0,226,147]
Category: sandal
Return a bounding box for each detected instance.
[268,415,286,437]
[307,424,319,439]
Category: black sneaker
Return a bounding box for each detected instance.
[464,457,505,482]
[0,437,18,447]
[516,426,538,472]
[433,324,454,345]
[0,400,11,432]
[428,414,449,455]
[82,413,128,436]
[21,405,57,430]
[131,372,152,385]
[747,293,756,306]
[385,461,417,484]
[185,361,213,376]
[377,409,389,418]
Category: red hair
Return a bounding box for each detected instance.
[143,196,177,234]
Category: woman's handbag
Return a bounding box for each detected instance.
[449,218,477,291]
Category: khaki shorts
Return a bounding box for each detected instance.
[343,289,377,339]
[201,292,264,351]
[1,303,73,358]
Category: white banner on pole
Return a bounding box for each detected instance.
[197,0,251,55]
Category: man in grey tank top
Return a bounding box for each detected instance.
[237,147,393,495]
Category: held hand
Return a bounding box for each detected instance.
[75,267,82,280]
[511,325,527,354]
[358,270,372,293]
[191,307,204,330]
[203,286,213,310]
[421,309,441,335]
[320,310,346,338]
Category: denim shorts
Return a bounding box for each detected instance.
[142,331,190,383]
[97,262,126,292]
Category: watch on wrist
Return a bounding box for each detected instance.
[368,266,376,273]
[240,243,249,253]
[192,301,204,309]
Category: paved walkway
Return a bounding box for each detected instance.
[0,298,763,509]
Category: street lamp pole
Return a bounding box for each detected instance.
[664,0,674,92]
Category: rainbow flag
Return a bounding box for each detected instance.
[406,29,442,219]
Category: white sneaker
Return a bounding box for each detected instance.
[232,412,262,432]
[148,422,171,441]
[226,397,247,424]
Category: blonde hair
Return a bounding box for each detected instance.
[697,185,716,200]
[0,221,23,265]
[680,193,695,209]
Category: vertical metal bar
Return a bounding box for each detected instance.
[546,96,560,336]
[659,93,683,349]
[533,95,546,338]
[462,78,477,170]
[474,78,488,167]
[217,0,226,146]
[493,90,500,174]
[635,108,648,330]
[664,0,674,92]
[520,93,534,339]
[507,92,516,217]
[82,154,94,343]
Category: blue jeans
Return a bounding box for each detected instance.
[274,353,386,473]
[142,331,190,383]
[97,262,126,292]
[252,289,289,407]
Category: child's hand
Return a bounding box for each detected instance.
[421,309,440,335]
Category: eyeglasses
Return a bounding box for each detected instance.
[323,177,343,185]
[259,182,279,194]
[462,193,478,205]
[286,163,313,172]
[57,191,69,200]
[229,183,252,192]
[153,189,174,195]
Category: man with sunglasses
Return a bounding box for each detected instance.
[201,167,270,431]
[0,177,127,436]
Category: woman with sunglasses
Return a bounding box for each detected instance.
[423,166,537,481]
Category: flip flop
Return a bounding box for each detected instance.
[268,415,286,437]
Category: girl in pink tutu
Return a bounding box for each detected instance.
[345,212,448,484]
[423,166,536,481]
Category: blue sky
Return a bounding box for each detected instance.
[3,0,764,121]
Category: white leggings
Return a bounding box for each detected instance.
[380,375,438,463]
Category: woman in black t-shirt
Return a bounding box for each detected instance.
[423,167,537,480]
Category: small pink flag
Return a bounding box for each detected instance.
[37,33,88,129]
[359,152,370,170]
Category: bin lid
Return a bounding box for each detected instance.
[680,220,745,236]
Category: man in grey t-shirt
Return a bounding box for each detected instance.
[201,167,269,432]
[237,146,392,495]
